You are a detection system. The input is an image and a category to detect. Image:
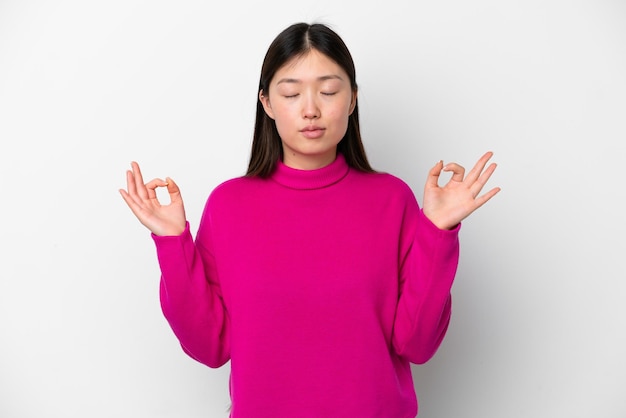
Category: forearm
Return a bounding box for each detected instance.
[154,223,230,368]
[392,210,460,364]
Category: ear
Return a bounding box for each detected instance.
[349,88,358,115]
[259,90,275,120]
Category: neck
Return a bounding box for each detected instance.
[282,150,338,171]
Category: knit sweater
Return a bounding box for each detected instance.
[153,153,460,417]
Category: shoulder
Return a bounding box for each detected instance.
[349,170,418,201]
[211,176,258,194]
[206,176,264,205]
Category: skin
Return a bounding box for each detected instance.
[422,152,500,230]
[259,49,356,171]
[119,49,500,233]
[120,163,186,236]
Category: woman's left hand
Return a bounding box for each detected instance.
[422,151,501,230]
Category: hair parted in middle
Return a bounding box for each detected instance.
[246,22,375,177]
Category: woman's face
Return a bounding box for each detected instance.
[260,49,356,170]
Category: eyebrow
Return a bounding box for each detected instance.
[276,75,344,85]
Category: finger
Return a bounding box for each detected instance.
[119,188,143,218]
[465,151,494,184]
[125,168,137,196]
[474,186,501,209]
[425,160,444,188]
[469,162,498,197]
[144,178,168,200]
[125,169,148,208]
[443,162,465,182]
[125,169,145,207]
[131,161,149,200]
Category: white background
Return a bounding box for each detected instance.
[1,0,625,417]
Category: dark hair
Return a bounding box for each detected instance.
[246,22,375,177]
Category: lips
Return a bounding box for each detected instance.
[300,125,325,139]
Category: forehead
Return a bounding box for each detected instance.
[273,49,347,82]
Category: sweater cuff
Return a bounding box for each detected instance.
[417,209,460,242]
[151,222,193,260]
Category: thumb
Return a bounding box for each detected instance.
[425,160,444,188]
[165,177,183,202]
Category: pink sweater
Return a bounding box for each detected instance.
[153,154,460,417]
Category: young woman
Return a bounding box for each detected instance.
[120,22,499,418]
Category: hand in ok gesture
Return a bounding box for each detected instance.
[119,162,187,236]
[422,151,500,230]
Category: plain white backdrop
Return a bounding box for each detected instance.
[1,0,625,417]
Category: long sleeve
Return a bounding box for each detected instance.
[147,155,464,416]
[392,194,460,365]
[153,221,230,368]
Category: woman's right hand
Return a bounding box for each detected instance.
[119,161,187,236]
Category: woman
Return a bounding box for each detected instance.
[120,22,499,417]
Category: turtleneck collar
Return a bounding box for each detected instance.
[270,153,350,190]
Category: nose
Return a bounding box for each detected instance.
[302,92,320,119]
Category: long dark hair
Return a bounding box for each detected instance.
[246,22,375,177]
